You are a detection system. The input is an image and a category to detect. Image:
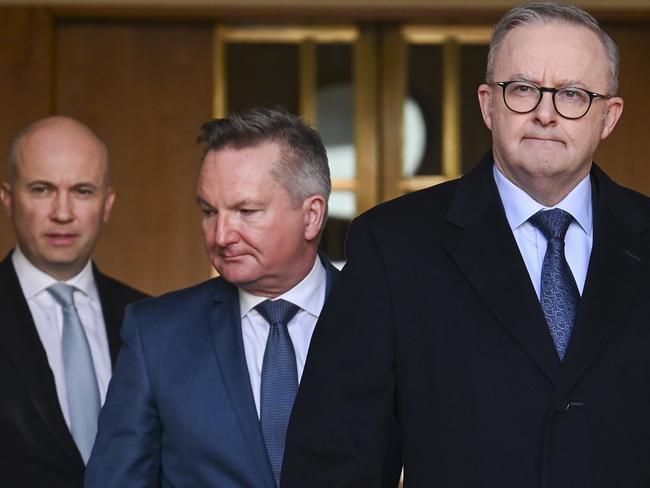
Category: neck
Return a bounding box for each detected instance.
[495,161,591,207]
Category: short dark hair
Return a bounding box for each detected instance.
[487,2,620,94]
[197,107,331,208]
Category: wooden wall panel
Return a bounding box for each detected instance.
[596,24,650,197]
[0,7,52,258]
[4,10,650,298]
[56,21,214,295]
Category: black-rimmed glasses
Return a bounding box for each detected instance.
[490,80,611,120]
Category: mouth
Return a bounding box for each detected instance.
[45,233,79,246]
[217,250,246,261]
[523,136,564,144]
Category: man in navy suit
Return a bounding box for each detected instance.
[283,3,650,487]
[0,116,146,487]
[85,107,338,487]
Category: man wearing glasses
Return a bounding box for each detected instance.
[283,3,649,487]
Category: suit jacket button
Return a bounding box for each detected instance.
[557,401,584,413]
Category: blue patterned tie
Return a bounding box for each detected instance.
[48,283,100,464]
[256,299,300,487]
[529,209,580,360]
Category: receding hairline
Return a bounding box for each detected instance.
[7,115,111,185]
[200,137,301,199]
[486,3,620,95]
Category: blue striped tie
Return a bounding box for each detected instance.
[529,209,580,360]
[48,283,100,463]
[256,299,300,487]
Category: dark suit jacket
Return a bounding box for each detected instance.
[0,253,147,488]
[84,255,339,488]
[282,153,650,488]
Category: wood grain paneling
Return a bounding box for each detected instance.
[0,7,52,258]
[3,9,650,297]
[596,23,650,197]
[56,20,214,295]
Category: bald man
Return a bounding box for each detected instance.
[0,116,147,487]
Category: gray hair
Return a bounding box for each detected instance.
[486,2,620,94]
[197,107,331,209]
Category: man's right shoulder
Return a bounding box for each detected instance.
[126,276,233,323]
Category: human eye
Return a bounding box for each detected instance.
[75,186,96,197]
[29,183,51,196]
[557,87,588,104]
[200,206,216,217]
[508,82,538,97]
[240,208,260,216]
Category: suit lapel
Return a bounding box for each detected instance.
[93,267,122,365]
[444,156,561,383]
[319,252,340,298]
[207,280,276,488]
[553,166,650,404]
[0,255,82,466]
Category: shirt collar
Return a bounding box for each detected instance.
[493,164,593,237]
[12,247,99,300]
[239,257,326,319]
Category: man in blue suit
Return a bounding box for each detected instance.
[85,107,338,488]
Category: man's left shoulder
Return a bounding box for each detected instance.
[93,267,149,304]
[592,165,650,240]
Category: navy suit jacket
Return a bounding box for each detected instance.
[85,255,339,488]
[0,253,147,488]
[283,154,650,488]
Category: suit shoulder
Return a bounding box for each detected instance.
[615,183,650,210]
[358,179,458,228]
[94,270,149,303]
[595,167,650,232]
[0,254,18,287]
[127,277,225,317]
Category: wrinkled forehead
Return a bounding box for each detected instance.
[493,23,610,90]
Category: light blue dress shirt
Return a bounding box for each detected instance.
[493,164,593,298]
[238,258,326,417]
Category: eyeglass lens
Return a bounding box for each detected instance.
[503,82,592,119]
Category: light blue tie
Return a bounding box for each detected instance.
[529,209,580,360]
[48,283,100,464]
[256,299,300,487]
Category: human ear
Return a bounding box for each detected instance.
[600,96,624,140]
[303,195,326,241]
[478,84,494,130]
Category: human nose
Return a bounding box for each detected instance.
[533,91,558,125]
[50,192,73,222]
[213,213,238,247]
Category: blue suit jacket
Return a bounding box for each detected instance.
[85,255,339,488]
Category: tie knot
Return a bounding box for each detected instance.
[255,299,300,326]
[529,208,574,240]
[48,283,76,308]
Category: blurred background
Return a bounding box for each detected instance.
[1,0,649,296]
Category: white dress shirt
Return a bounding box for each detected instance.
[12,248,112,428]
[493,164,593,297]
[239,258,327,418]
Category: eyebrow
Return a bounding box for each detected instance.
[195,196,266,210]
[510,73,588,89]
[26,180,54,187]
[196,196,213,208]
[25,180,99,189]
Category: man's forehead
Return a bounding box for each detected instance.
[493,23,609,84]
[15,141,108,186]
